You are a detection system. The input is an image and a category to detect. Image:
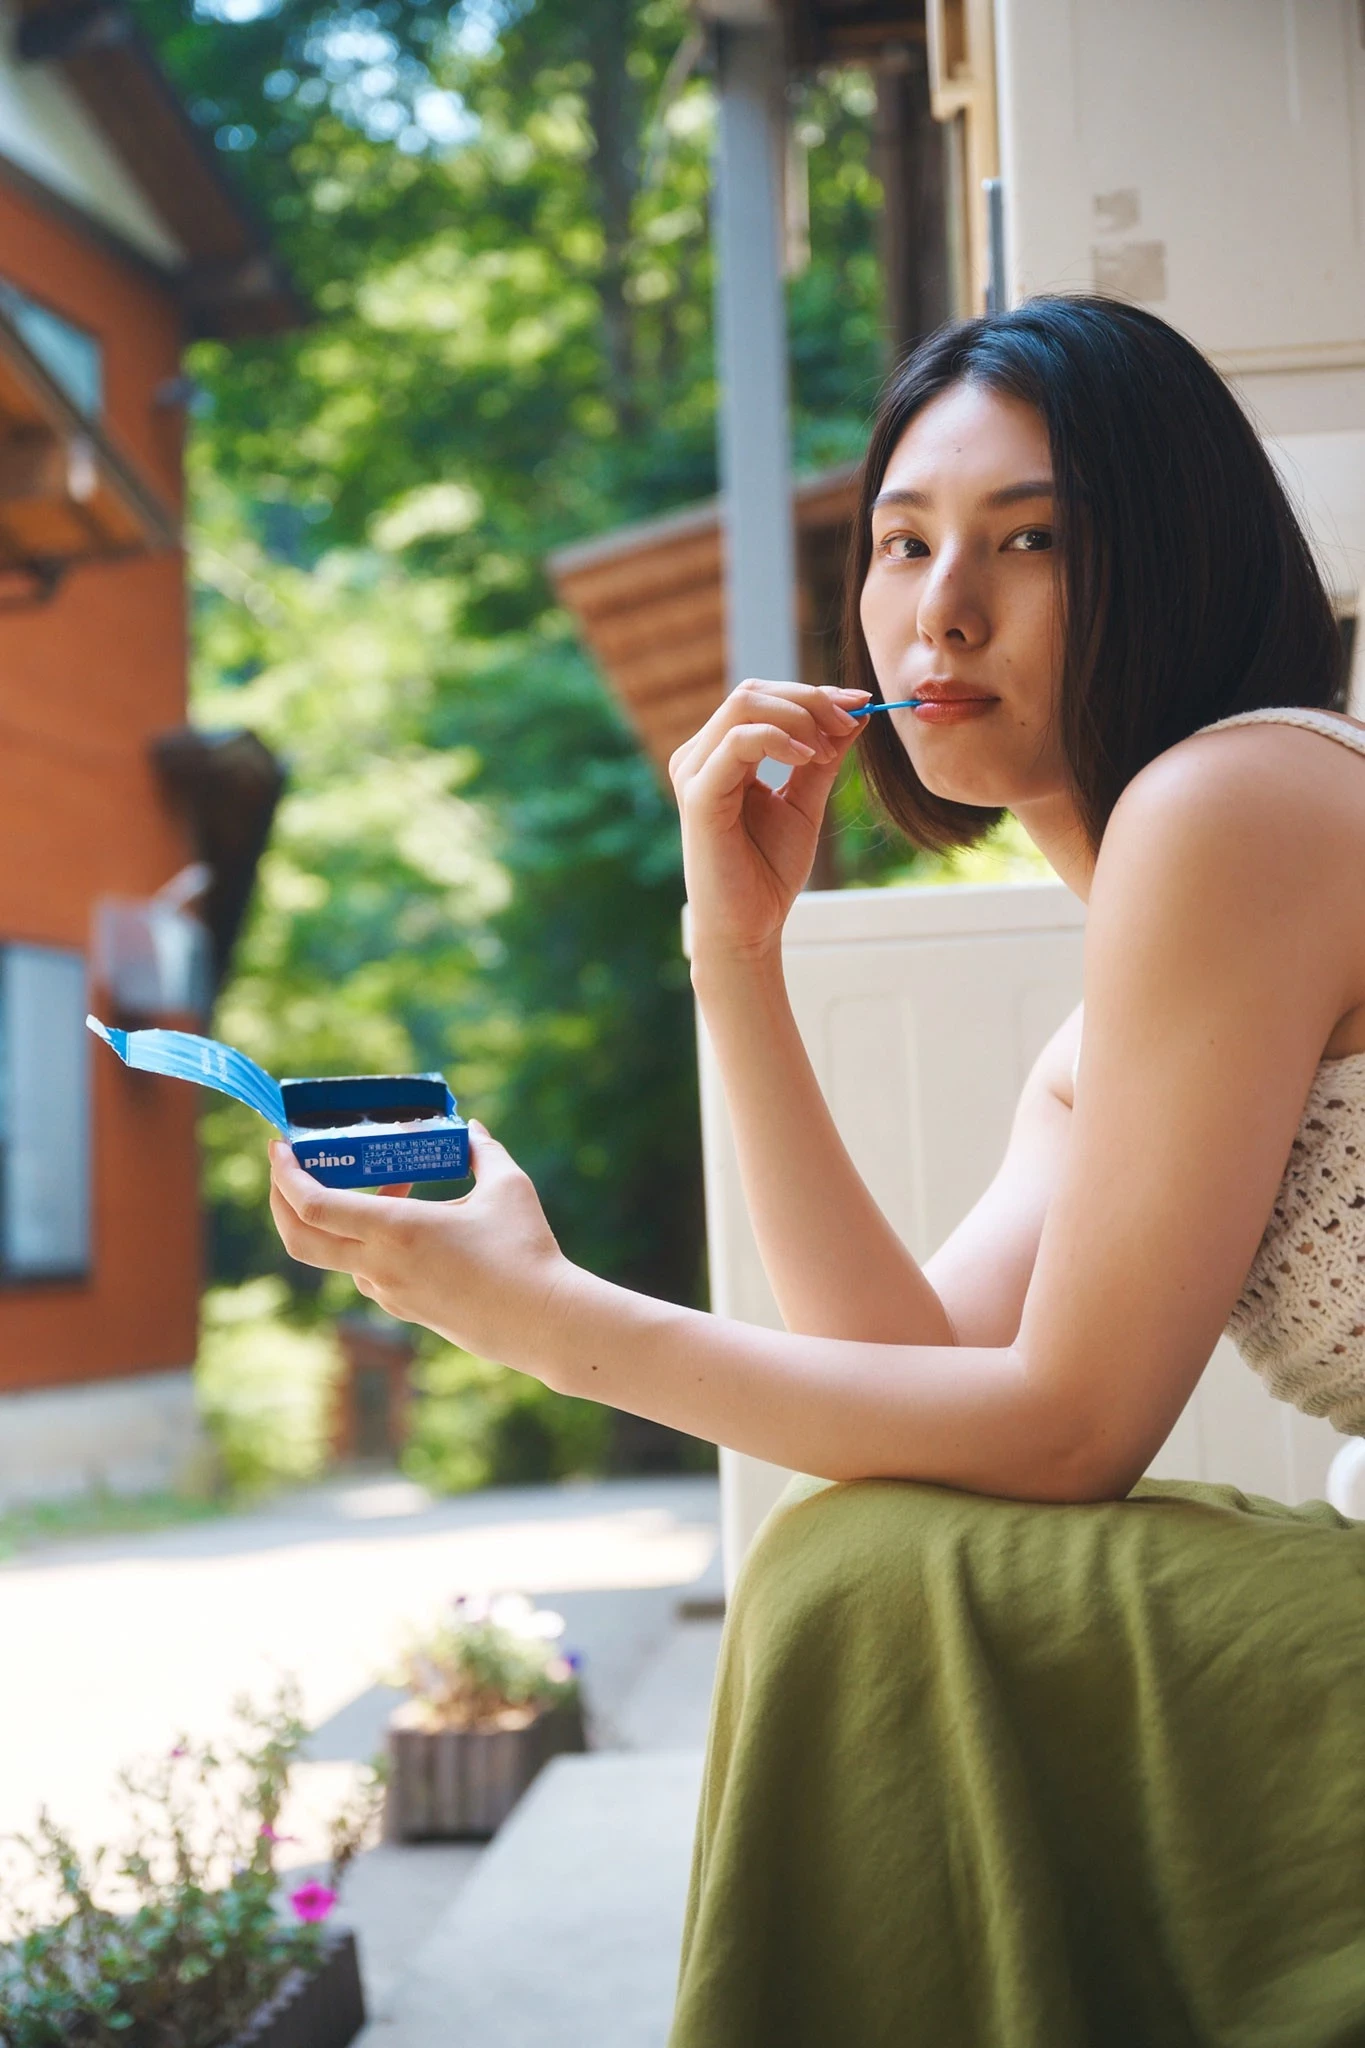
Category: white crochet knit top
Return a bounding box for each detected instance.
[1081,706,1365,1436]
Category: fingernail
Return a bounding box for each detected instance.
[834,688,872,702]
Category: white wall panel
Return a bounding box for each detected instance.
[994,0,1365,436]
[1263,429,1365,606]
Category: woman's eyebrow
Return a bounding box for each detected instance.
[987,479,1055,507]
[872,480,1055,510]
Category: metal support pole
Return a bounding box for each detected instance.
[712,23,799,696]
[709,19,805,1588]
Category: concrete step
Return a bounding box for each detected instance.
[359,1749,704,2048]
[614,1618,723,1752]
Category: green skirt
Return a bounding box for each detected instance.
[671,1476,1365,2048]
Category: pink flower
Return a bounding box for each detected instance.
[259,1823,298,1845]
[289,1880,338,1924]
[169,1742,189,1760]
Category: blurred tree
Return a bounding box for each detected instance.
[145,0,895,1472]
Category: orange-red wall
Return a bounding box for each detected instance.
[0,173,201,1391]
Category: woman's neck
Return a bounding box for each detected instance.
[1013,791,1095,901]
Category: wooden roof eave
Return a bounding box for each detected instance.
[13,0,307,339]
[550,463,860,778]
[0,301,179,586]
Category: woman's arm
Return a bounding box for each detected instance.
[694,947,953,1342]
[695,954,1080,1347]
[270,1127,1087,1497]
[674,678,954,1342]
[268,1001,1082,1490]
[268,729,1355,1503]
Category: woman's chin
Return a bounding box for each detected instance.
[912,760,1013,809]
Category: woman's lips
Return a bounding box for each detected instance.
[907,695,998,724]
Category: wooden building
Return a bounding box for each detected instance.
[0,2,296,1502]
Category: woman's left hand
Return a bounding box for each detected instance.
[267,1122,567,1372]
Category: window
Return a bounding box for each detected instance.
[0,280,103,418]
[0,945,91,1280]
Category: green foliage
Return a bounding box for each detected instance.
[394,1592,581,1730]
[195,1280,342,1490]
[0,1687,380,2048]
[402,1340,613,1493]
[145,3,895,1475]
[870,811,1054,890]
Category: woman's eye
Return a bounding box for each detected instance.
[877,533,929,561]
[1005,526,1053,552]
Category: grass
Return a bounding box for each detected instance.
[0,1487,233,1562]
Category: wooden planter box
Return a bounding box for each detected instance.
[384,1699,587,1840]
[229,1928,365,2048]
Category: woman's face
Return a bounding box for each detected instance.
[859,381,1068,816]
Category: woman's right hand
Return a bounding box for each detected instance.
[669,679,871,963]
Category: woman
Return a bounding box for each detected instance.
[269,298,1365,2043]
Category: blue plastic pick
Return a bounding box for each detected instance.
[850,699,923,717]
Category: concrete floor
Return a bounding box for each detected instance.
[361,1750,709,2048]
[0,1471,724,2034]
[346,1615,724,2030]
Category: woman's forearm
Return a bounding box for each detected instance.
[535,1262,1092,1500]
[692,943,954,1343]
[265,1108,1115,1502]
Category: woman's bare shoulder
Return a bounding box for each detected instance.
[1085,715,1357,1084]
[1116,709,1365,839]
[1100,711,1365,909]
[1103,712,1365,1057]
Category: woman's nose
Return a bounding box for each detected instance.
[916,551,989,649]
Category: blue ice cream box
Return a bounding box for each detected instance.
[87,1017,469,1189]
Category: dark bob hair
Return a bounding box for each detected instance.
[849,294,1346,853]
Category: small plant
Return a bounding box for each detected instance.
[396,1593,582,1732]
[0,1685,381,2048]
